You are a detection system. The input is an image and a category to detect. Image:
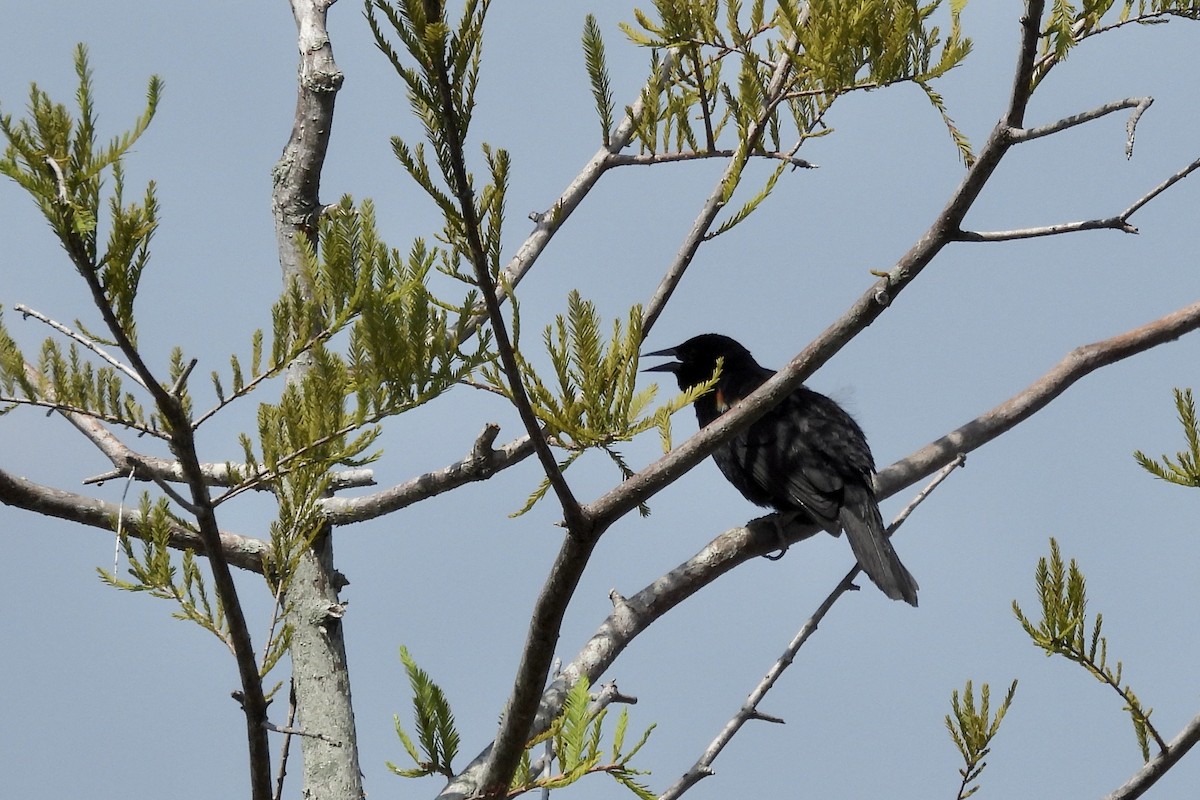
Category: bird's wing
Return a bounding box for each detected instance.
[734,388,875,532]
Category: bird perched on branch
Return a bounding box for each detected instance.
[644,333,918,606]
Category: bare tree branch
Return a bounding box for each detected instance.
[1105,709,1200,800]
[879,298,1200,493]
[660,457,965,800]
[956,216,1137,241]
[1123,154,1200,220]
[0,467,268,572]
[496,51,679,309]
[13,303,147,388]
[1009,96,1150,145]
[437,290,1200,800]
[320,424,532,525]
[605,150,816,169]
[958,102,1200,242]
[271,2,365,799]
[582,0,1049,532]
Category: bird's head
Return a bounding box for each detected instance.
[642,333,757,391]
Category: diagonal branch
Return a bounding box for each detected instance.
[421,9,583,532]
[35,124,273,795]
[468,50,679,340]
[584,0,1047,531]
[660,456,966,800]
[13,303,147,388]
[435,292,1200,800]
[1105,708,1200,800]
[320,424,532,524]
[640,20,807,338]
[0,467,268,572]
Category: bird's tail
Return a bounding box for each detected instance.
[838,486,919,606]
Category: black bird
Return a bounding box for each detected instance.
[645,333,919,606]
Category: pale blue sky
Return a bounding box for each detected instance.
[2,4,1199,799]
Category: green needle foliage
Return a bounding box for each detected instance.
[0,45,163,430]
[1035,1,1200,88]
[513,677,656,799]
[388,662,656,798]
[620,1,973,155]
[583,14,617,145]
[98,496,230,647]
[1013,538,1165,761]
[483,290,718,516]
[0,44,161,346]
[367,0,507,281]
[1134,388,1200,487]
[945,679,1017,800]
[616,1,974,234]
[389,646,462,779]
[0,46,493,664]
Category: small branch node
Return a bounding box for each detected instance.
[171,358,199,398]
[265,719,342,746]
[470,423,501,462]
[43,154,69,203]
[748,709,785,725]
[1126,97,1154,159]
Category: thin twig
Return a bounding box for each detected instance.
[958,148,1200,242]
[272,681,298,800]
[13,304,148,388]
[169,358,198,398]
[43,154,69,202]
[956,216,1136,241]
[605,150,815,168]
[113,466,136,576]
[264,719,340,745]
[1105,709,1200,800]
[1009,97,1151,144]
[1123,154,1200,220]
[659,456,965,800]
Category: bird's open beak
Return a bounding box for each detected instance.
[641,346,680,373]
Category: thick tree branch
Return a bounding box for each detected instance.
[586,0,1049,530]
[660,457,965,800]
[271,2,364,799]
[1105,709,1200,800]
[320,424,532,524]
[0,467,268,572]
[438,293,1200,800]
[879,298,1200,492]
